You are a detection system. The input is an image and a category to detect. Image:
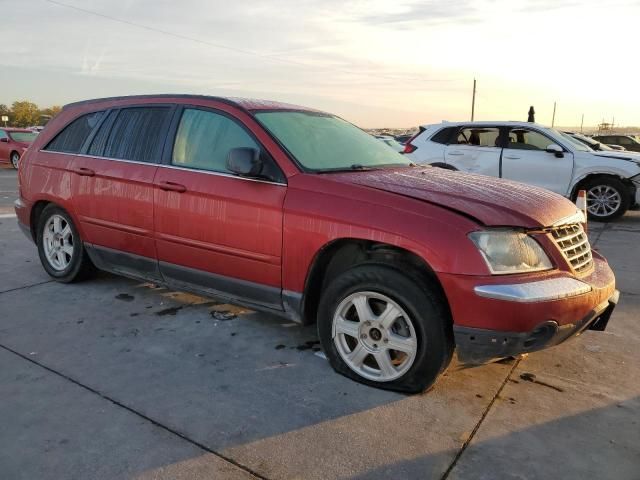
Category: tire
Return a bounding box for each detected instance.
[317,263,453,393]
[10,152,20,169]
[583,176,630,222]
[36,204,95,283]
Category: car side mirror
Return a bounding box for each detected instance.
[226,147,263,177]
[546,144,564,158]
[0,138,8,143]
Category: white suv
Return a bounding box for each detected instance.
[405,121,640,221]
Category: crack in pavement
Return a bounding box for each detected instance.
[0,343,268,480]
[589,223,612,249]
[0,280,54,295]
[441,358,522,480]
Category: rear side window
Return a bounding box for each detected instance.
[44,111,104,153]
[430,127,456,144]
[172,108,260,173]
[87,110,118,156]
[102,107,170,163]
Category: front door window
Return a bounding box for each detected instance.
[506,128,554,151]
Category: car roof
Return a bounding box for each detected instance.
[62,94,323,114]
[420,120,553,129]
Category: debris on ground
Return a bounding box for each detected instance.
[115,293,134,302]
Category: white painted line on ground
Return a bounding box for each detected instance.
[0,213,17,219]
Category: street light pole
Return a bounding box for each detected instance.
[471,78,476,121]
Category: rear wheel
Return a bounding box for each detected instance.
[317,263,453,393]
[36,205,95,282]
[10,152,20,169]
[583,176,629,222]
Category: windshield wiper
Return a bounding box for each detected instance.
[316,164,380,173]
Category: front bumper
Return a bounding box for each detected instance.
[440,254,617,364]
[454,290,619,364]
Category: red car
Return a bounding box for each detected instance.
[0,127,38,169]
[15,95,618,392]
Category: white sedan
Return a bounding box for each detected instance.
[405,121,640,221]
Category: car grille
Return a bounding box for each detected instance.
[549,223,593,273]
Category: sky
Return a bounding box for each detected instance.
[1,0,639,128]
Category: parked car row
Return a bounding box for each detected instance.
[15,95,619,393]
[404,121,640,221]
[592,134,640,152]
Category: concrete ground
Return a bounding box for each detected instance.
[1,165,639,479]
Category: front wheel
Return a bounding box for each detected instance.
[317,263,453,393]
[584,176,630,222]
[10,152,20,169]
[36,204,95,282]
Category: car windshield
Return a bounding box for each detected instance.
[554,130,590,152]
[254,111,411,172]
[8,131,38,143]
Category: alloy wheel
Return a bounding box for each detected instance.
[586,185,622,218]
[43,214,74,271]
[332,291,418,382]
[11,152,20,169]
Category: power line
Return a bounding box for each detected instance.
[43,0,460,86]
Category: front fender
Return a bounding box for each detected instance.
[281,176,488,293]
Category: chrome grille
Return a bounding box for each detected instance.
[549,223,593,273]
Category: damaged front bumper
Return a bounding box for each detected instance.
[454,290,619,364]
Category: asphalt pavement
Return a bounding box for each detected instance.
[1,166,638,479]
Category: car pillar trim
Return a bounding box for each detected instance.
[474,277,592,303]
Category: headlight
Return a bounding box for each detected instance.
[632,173,640,185]
[469,230,553,275]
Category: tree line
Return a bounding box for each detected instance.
[0,101,63,128]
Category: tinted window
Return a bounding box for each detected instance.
[45,111,104,153]
[87,110,118,156]
[0,130,7,139]
[172,108,260,173]
[103,107,170,163]
[430,127,455,144]
[617,136,632,145]
[506,128,553,150]
[455,127,500,147]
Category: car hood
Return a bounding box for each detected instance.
[591,151,640,164]
[330,167,579,228]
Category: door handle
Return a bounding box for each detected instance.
[71,167,95,177]
[447,151,464,156]
[503,155,521,160]
[158,181,187,193]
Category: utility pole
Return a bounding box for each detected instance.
[471,78,476,121]
[580,114,584,133]
[551,101,557,128]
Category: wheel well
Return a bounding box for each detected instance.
[30,200,51,241]
[570,173,634,201]
[301,239,452,327]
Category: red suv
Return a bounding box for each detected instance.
[0,128,38,169]
[15,95,618,392]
